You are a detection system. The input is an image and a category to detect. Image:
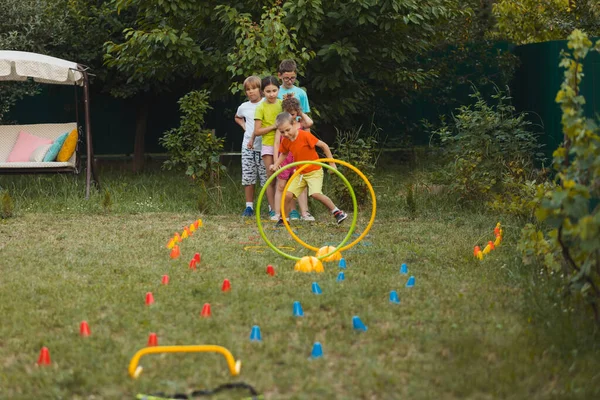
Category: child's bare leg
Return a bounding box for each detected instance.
[245,185,254,203]
[262,154,275,211]
[274,178,287,217]
[284,191,295,217]
[310,193,335,211]
[298,188,309,215]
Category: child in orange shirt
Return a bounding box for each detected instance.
[270,112,348,226]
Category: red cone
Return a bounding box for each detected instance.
[37,347,51,365]
[147,332,158,346]
[79,321,91,337]
[266,265,275,276]
[200,303,211,318]
[161,275,170,285]
[221,279,231,292]
[145,292,155,306]
[194,253,201,263]
[189,259,197,270]
[170,245,180,259]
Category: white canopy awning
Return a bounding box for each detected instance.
[0,51,84,86]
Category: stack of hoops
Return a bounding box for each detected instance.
[256,158,377,262]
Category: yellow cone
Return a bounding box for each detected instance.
[315,246,342,262]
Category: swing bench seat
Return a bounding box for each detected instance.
[0,122,79,174]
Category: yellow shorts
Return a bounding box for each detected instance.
[287,168,323,198]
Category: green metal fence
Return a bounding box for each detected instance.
[512,38,600,158]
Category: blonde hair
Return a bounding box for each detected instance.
[243,75,261,91]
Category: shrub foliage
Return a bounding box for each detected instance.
[518,30,600,321]
[429,87,545,213]
[160,90,225,183]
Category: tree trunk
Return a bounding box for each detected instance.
[133,100,149,173]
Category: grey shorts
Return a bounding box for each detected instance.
[241,147,267,186]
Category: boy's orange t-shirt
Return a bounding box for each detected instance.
[280,129,321,173]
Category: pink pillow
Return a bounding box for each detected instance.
[7,131,53,162]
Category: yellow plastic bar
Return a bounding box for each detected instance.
[128,345,241,379]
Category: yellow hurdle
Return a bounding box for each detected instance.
[128,345,241,379]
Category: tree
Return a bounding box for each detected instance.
[491,0,600,45]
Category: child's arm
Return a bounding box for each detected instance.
[274,129,281,161]
[270,151,289,172]
[316,140,337,170]
[234,115,245,131]
[253,120,277,136]
[298,111,313,130]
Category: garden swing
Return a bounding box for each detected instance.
[0,50,99,198]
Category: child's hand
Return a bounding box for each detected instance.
[269,164,278,172]
[247,141,254,149]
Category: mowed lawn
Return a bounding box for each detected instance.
[1,167,599,399]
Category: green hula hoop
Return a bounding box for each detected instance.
[256,161,358,261]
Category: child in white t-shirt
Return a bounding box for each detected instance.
[234,76,266,217]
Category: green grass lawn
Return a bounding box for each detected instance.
[1,163,599,399]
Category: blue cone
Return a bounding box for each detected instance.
[311,282,322,295]
[400,263,408,275]
[406,276,415,288]
[293,301,304,317]
[337,271,345,282]
[310,342,323,359]
[389,290,400,304]
[338,258,347,269]
[249,325,262,341]
[352,316,368,332]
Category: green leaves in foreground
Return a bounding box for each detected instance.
[519,30,600,321]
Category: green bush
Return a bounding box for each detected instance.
[428,87,546,215]
[518,30,600,322]
[330,124,381,209]
[160,90,225,184]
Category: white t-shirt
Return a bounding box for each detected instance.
[236,99,263,151]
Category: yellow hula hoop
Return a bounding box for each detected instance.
[281,158,376,253]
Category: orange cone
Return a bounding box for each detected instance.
[266,265,275,276]
[145,292,154,306]
[147,332,158,346]
[221,279,231,292]
[200,303,211,317]
[473,246,481,257]
[79,321,91,337]
[185,226,192,236]
[37,347,51,365]
[170,245,180,259]
[161,275,170,285]
[488,240,495,250]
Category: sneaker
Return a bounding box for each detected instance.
[270,212,280,221]
[333,210,348,224]
[301,212,315,222]
[275,218,289,228]
[241,207,254,217]
[289,210,301,220]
